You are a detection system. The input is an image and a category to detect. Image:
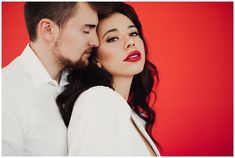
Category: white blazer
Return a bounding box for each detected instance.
[68,86,161,156]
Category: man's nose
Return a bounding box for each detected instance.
[89,32,99,47]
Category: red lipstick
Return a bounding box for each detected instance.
[123,50,141,62]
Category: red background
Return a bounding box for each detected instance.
[2,2,233,156]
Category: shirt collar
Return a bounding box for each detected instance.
[20,44,67,87]
[60,71,69,87]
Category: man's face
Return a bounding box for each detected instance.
[53,2,99,70]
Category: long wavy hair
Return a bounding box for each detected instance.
[56,2,160,147]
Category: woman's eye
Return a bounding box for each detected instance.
[106,37,119,43]
[130,31,139,37]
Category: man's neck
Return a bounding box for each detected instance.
[29,41,61,82]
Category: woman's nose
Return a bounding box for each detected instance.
[124,38,135,50]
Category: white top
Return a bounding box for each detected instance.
[68,86,161,156]
[2,44,67,156]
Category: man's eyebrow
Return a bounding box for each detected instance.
[84,24,97,28]
[103,28,118,39]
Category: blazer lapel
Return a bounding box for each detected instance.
[130,111,161,156]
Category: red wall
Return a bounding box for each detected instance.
[2,2,233,156]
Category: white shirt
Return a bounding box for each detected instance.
[2,44,67,156]
[68,86,161,156]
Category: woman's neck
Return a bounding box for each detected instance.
[113,76,133,101]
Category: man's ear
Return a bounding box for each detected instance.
[37,18,59,43]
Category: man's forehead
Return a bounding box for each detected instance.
[74,3,98,25]
[76,2,97,15]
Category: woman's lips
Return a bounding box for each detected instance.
[123,50,141,62]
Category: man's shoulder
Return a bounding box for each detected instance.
[3,56,31,87]
[3,56,24,76]
[3,44,32,80]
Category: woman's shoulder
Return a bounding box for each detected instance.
[73,86,129,112]
[79,86,118,100]
[82,85,114,95]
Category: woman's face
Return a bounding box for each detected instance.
[96,13,145,78]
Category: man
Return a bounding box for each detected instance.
[2,2,101,156]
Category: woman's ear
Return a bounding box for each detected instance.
[37,18,59,43]
[95,58,103,68]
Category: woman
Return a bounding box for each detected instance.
[57,2,161,156]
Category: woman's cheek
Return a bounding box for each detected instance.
[136,39,145,54]
[97,46,115,62]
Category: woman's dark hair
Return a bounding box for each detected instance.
[24,2,106,41]
[56,2,160,147]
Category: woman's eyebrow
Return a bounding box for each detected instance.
[103,28,118,39]
[128,25,136,29]
[102,25,137,39]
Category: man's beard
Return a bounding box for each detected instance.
[56,54,88,71]
[52,38,90,72]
